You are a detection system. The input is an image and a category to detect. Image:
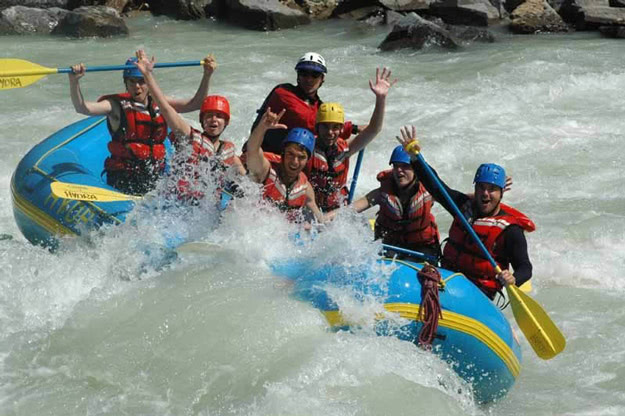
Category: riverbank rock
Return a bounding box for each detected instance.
[0,0,69,10]
[381,0,434,10]
[67,0,133,14]
[294,0,338,19]
[147,0,218,20]
[598,22,625,34]
[428,0,501,26]
[0,6,68,34]
[379,12,462,50]
[51,5,128,36]
[223,0,310,30]
[509,0,568,32]
[559,0,625,29]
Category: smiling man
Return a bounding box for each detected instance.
[68,51,214,195]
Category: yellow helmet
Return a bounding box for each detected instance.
[316,102,345,125]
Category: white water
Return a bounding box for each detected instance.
[1,16,624,415]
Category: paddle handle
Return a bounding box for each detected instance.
[60,60,204,74]
[382,243,438,263]
[414,153,499,271]
[347,149,365,204]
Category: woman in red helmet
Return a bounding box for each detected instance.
[68,49,215,195]
[135,50,245,202]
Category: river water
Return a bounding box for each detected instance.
[1,15,624,415]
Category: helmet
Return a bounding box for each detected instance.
[474,163,506,189]
[283,128,315,157]
[295,52,327,74]
[122,57,143,80]
[316,102,344,124]
[389,145,411,165]
[200,95,230,124]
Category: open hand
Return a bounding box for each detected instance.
[369,67,397,98]
[134,49,155,75]
[396,125,421,155]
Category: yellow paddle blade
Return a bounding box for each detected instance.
[50,182,142,203]
[506,285,566,360]
[0,59,58,90]
[519,280,532,293]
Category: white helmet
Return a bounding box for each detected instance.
[295,52,327,74]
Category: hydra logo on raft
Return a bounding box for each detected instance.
[0,77,22,89]
[63,190,98,201]
[43,192,98,227]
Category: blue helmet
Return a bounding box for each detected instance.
[122,57,143,80]
[474,163,506,189]
[283,128,315,157]
[389,145,411,165]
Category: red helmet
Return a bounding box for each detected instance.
[200,95,230,124]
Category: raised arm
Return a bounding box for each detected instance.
[68,63,114,116]
[246,107,287,183]
[346,67,397,157]
[324,188,381,222]
[168,54,216,113]
[135,50,191,140]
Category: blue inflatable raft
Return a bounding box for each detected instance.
[271,256,522,404]
[10,116,150,248]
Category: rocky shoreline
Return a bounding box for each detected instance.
[0,0,623,51]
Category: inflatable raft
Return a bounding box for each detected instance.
[10,116,155,248]
[271,256,522,404]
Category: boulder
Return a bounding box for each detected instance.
[0,0,69,9]
[51,5,128,37]
[378,12,462,50]
[609,0,625,6]
[335,5,385,20]
[223,0,311,30]
[447,22,496,39]
[294,0,338,19]
[381,0,433,10]
[332,0,380,16]
[428,0,501,26]
[559,0,625,29]
[67,0,132,14]
[509,0,568,32]
[0,5,68,34]
[146,0,219,20]
[598,23,625,34]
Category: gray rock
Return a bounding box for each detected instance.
[51,5,128,37]
[0,0,69,9]
[295,0,338,19]
[0,6,68,34]
[332,0,380,16]
[67,0,131,14]
[147,0,219,20]
[224,0,311,30]
[448,22,496,39]
[609,0,625,6]
[559,0,625,29]
[336,5,384,20]
[378,12,462,50]
[381,0,433,10]
[509,0,568,32]
[598,23,625,34]
[429,0,502,26]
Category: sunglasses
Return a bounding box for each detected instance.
[298,70,323,79]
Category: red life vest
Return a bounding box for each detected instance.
[99,93,167,174]
[442,202,536,297]
[305,138,350,211]
[172,128,238,201]
[374,170,439,250]
[262,84,321,132]
[263,154,309,220]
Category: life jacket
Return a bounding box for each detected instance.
[305,138,350,211]
[374,170,439,250]
[442,202,536,298]
[172,127,238,201]
[253,84,321,133]
[263,153,309,221]
[99,93,167,175]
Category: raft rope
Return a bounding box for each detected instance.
[416,262,443,350]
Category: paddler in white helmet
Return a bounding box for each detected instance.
[67,50,214,195]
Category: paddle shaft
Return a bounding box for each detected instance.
[381,243,438,263]
[347,149,365,204]
[1,61,203,78]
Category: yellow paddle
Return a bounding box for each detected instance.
[408,144,565,360]
[50,182,142,202]
[0,58,204,90]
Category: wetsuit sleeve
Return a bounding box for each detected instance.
[413,161,470,216]
[503,225,533,286]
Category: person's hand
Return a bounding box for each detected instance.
[503,175,513,193]
[134,49,155,76]
[259,107,287,130]
[497,269,515,287]
[203,54,217,75]
[369,67,397,98]
[69,63,86,81]
[396,125,421,155]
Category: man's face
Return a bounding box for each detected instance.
[297,70,324,96]
[392,162,415,188]
[201,111,227,137]
[474,182,502,216]
[316,122,343,148]
[282,144,309,178]
[124,77,148,103]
